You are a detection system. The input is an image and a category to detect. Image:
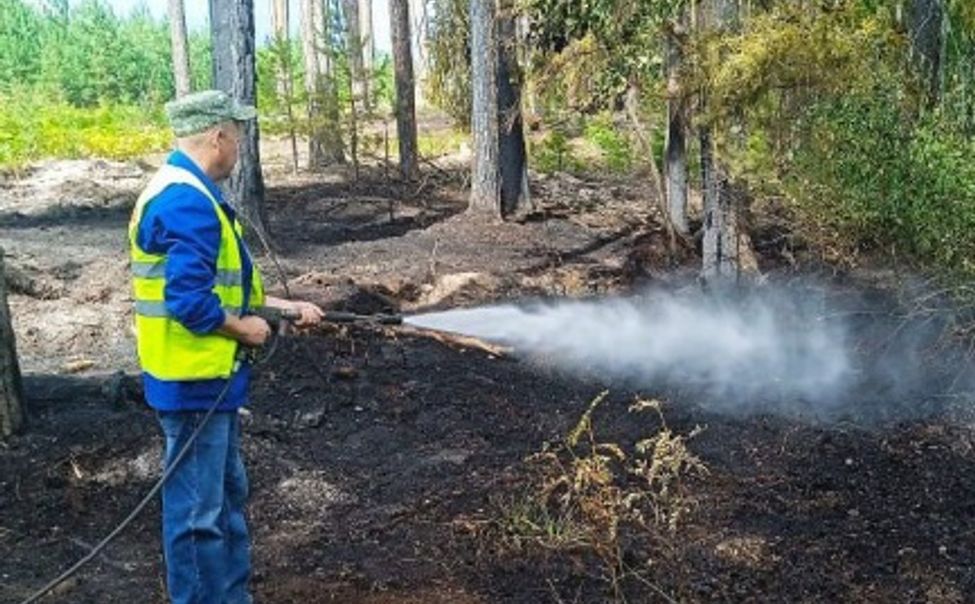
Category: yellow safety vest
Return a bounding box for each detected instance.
[129,164,265,381]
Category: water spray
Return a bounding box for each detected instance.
[404,288,858,412]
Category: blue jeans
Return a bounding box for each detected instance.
[158,411,252,604]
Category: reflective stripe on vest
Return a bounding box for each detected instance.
[129,164,265,381]
[131,261,244,288]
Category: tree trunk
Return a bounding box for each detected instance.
[302,0,344,167]
[699,118,737,282]
[358,0,375,110]
[302,0,325,166]
[271,0,290,98]
[319,0,345,163]
[497,8,529,217]
[699,0,739,286]
[167,0,192,98]
[342,0,369,110]
[664,22,688,235]
[409,0,429,106]
[0,249,25,438]
[390,0,419,180]
[468,0,500,217]
[698,0,738,285]
[210,0,269,241]
[908,0,945,106]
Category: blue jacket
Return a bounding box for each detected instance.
[135,150,256,412]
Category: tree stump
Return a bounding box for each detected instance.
[0,248,25,437]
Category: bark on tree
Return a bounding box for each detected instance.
[210,0,269,241]
[390,0,419,180]
[409,0,429,106]
[497,9,529,217]
[358,0,375,109]
[342,0,369,109]
[908,0,945,106]
[699,0,738,284]
[271,0,290,98]
[664,20,689,236]
[468,0,500,217]
[302,0,324,166]
[0,249,25,438]
[167,0,192,98]
[468,0,529,218]
[302,0,344,167]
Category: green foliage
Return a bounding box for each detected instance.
[584,114,633,173]
[531,128,574,174]
[256,37,304,137]
[0,0,43,87]
[528,0,671,109]
[0,89,171,167]
[0,0,211,106]
[787,92,975,275]
[0,0,210,167]
[698,6,900,126]
[531,116,636,176]
[416,128,467,158]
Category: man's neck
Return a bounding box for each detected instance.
[178,147,222,182]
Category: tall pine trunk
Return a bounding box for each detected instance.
[497,7,529,217]
[0,249,24,438]
[271,0,290,98]
[698,0,738,285]
[409,0,429,106]
[390,0,418,180]
[358,0,375,110]
[210,0,269,240]
[167,0,192,98]
[664,21,688,235]
[342,0,369,110]
[468,0,500,217]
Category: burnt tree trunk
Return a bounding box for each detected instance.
[0,249,24,438]
[664,21,688,235]
[698,0,738,285]
[497,8,529,217]
[210,0,269,240]
[468,0,500,217]
[168,0,192,98]
[390,0,419,180]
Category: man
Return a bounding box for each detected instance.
[129,90,323,604]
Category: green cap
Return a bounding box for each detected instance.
[165,90,257,137]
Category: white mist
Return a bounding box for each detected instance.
[406,290,855,408]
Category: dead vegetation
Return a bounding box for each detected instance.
[484,393,708,602]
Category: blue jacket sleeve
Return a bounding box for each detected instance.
[137,185,226,335]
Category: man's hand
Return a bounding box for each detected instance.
[265,296,324,328]
[289,300,325,327]
[220,314,272,346]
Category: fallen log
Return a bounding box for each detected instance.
[397,325,511,358]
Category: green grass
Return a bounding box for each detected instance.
[0,91,172,168]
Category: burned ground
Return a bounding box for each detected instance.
[1,157,974,603]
